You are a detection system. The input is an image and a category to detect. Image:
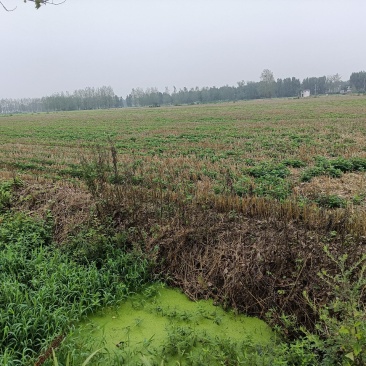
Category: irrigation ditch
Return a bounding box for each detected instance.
[1,140,366,364]
[1,177,365,362]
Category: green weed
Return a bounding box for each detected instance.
[315,194,347,208]
[0,211,151,366]
[301,156,366,182]
[302,248,366,365]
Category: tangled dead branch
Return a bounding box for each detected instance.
[0,0,65,11]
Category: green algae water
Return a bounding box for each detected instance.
[75,284,274,365]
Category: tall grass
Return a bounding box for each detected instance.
[0,209,151,366]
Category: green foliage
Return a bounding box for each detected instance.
[0,178,22,213]
[283,158,307,168]
[265,248,366,366]
[232,163,292,200]
[352,194,365,205]
[301,157,344,182]
[301,166,326,182]
[61,227,114,266]
[247,162,290,179]
[233,176,252,197]
[0,212,151,366]
[160,324,318,366]
[0,183,12,213]
[0,211,53,250]
[331,157,354,172]
[254,176,291,200]
[315,194,347,208]
[235,162,292,200]
[301,156,366,182]
[349,157,366,171]
[350,71,366,92]
[302,248,366,365]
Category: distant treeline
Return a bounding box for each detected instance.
[126,71,364,107]
[0,86,123,114]
[1,71,366,113]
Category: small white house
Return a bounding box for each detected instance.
[300,90,311,98]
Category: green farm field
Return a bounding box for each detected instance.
[1,95,366,365]
[2,95,366,203]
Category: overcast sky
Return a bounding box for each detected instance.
[1,0,366,99]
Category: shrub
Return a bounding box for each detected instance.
[301,166,326,182]
[302,249,366,365]
[315,194,347,208]
[233,176,253,197]
[247,162,290,179]
[301,156,366,182]
[350,157,366,171]
[0,185,12,213]
[331,157,354,172]
[283,159,307,168]
[254,176,291,200]
[0,178,22,213]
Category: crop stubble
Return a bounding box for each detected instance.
[1,95,366,329]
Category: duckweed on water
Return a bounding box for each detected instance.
[69,284,274,365]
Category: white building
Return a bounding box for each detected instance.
[300,89,311,98]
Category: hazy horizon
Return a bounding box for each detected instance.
[1,0,366,99]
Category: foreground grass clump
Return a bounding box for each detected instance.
[0,209,151,366]
[302,249,366,366]
[301,156,366,182]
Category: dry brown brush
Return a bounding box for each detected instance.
[71,145,366,333]
[7,142,366,334]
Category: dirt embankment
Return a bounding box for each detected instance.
[9,178,366,331]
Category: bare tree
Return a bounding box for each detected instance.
[259,69,275,98]
[326,73,342,93]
